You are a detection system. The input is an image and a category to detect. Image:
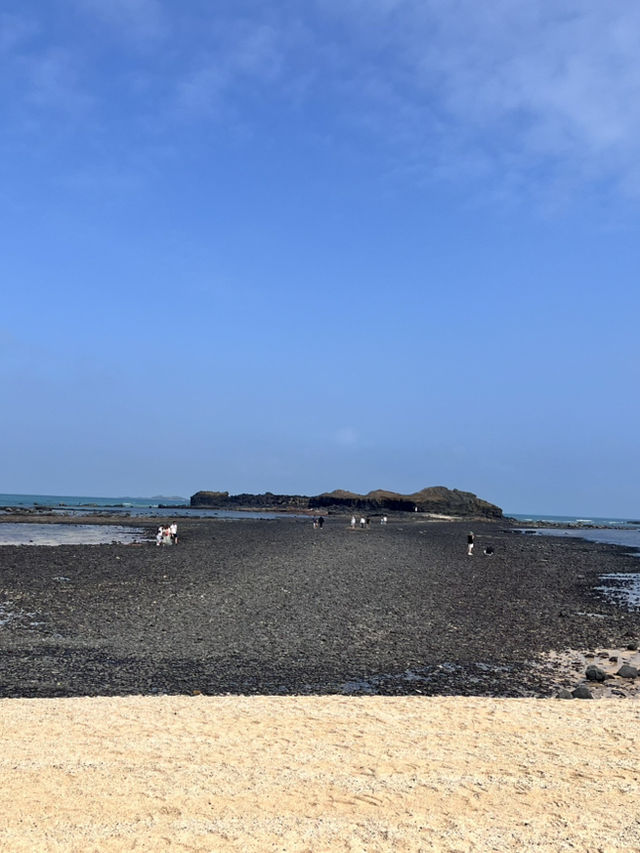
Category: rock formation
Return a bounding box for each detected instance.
[190,486,502,518]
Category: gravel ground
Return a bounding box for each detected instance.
[0,516,639,698]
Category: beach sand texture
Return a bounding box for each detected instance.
[1,695,639,852]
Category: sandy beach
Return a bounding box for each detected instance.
[1,694,639,851]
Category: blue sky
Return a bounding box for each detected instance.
[2,0,640,515]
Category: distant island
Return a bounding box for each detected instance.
[190,486,503,518]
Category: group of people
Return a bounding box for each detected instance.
[156,522,178,546]
[349,515,388,529]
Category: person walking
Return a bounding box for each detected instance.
[467,531,475,556]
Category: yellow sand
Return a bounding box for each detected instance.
[1,695,639,852]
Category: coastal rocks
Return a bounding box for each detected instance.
[616,664,638,679]
[312,486,503,518]
[2,518,640,700]
[571,685,594,699]
[190,491,310,510]
[190,486,503,518]
[585,665,609,682]
[536,645,640,700]
[556,687,574,699]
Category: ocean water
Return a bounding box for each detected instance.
[516,526,640,553]
[0,493,187,510]
[509,512,639,527]
[0,493,307,523]
[0,523,150,546]
[514,520,640,611]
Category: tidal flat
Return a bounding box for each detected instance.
[0,516,639,698]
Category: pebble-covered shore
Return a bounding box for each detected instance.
[0,516,639,698]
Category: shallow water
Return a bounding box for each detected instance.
[517,528,640,611]
[595,574,640,610]
[0,523,150,546]
[516,526,640,554]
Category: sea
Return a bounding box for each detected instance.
[509,512,640,554]
[0,492,303,519]
[509,512,640,610]
[0,492,304,546]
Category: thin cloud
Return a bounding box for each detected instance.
[72,0,168,43]
[0,12,39,54]
[23,47,93,113]
[317,0,640,196]
[6,2,640,201]
[174,22,286,117]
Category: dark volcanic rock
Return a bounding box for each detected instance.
[191,485,503,518]
[310,486,502,518]
[585,665,607,682]
[1,517,639,699]
[556,688,574,699]
[190,491,310,510]
[617,664,638,679]
[572,685,594,699]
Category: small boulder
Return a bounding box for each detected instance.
[572,685,594,699]
[626,642,638,651]
[585,665,607,682]
[556,688,573,699]
[609,656,618,663]
[617,664,638,680]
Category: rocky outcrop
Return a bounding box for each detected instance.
[310,486,502,518]
[190,486,502,518]
[190,491,310,510]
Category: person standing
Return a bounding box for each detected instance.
[467,531,475,556]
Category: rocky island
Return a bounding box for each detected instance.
[190,485,503,518]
